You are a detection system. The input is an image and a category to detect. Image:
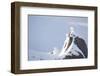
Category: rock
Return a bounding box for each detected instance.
[74,36,88,58]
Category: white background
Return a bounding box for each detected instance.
[0,0,100,76]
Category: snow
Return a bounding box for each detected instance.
[28,26,87,61]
